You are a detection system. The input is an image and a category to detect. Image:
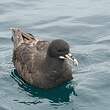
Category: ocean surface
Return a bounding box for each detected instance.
[0,0,110,110]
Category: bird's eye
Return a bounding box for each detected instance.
[58,49,63,52]
[58,49,68,52]
[58,49,62,52]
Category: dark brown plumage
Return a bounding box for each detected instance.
[11,28,78,89]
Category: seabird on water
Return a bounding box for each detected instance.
[11,28,78,89]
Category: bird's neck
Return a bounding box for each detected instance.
[40,56,72,87]
[41,56,65,76]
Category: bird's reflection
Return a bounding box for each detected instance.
[11,69,77,103]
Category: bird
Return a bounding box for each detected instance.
[11,28,78,89]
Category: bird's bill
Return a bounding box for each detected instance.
[59,53,78,66]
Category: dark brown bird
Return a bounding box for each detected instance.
[11,28,78,89]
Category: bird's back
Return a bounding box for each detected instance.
[12,29,50,87]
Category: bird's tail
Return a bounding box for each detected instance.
[10,28,38,49]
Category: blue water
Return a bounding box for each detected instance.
[0,0,110,110]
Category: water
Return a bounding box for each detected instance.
[0,0,110,110]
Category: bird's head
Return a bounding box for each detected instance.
[47,39,78,66]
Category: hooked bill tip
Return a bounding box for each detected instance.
[65,54,78,66]
[73,58,78,66]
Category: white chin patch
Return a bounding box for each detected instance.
[59,56,66,59]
